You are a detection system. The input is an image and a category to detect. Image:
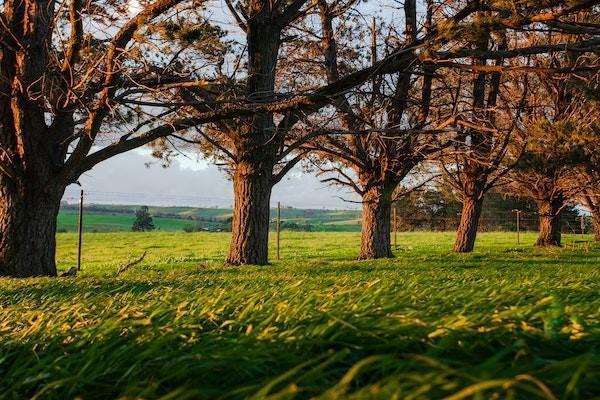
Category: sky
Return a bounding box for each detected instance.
[63,150,361,209]
[61,0,396,210]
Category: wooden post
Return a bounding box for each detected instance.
[77,190,84,271]
[276,202,281,260]
[393,206,397,250]
[581,215,585,235]
[512,209,521,245]
[516,210,521,245]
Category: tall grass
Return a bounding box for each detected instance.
[0,232,598,399]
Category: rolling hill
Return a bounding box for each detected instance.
[58,203,362,232]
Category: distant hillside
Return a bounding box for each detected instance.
[58,203,362,233]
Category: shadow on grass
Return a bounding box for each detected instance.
[1,320,598,400]
[2,242,598,399]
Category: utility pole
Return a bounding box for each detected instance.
[512,209,521,245]
[77,190,84,271]
[276,202,281,260]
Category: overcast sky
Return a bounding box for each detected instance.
[64,150,361,209]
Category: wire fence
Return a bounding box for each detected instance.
[60,188,595,235]
[61,189,597,268]
[392,213,592,235]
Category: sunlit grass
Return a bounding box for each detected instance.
[1,232,599,399]
[56,207,363,233]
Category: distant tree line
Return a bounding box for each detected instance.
[393,188,584,233]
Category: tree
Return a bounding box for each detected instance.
[305,0,442,259]
[583,189,600,241]
[436,23,529,253]
[132,207,156,232]
[2,1,595,275]
[580,138,600,240]
[0,0,238,276]
[171,0,335,265]
[172,0,425,265]
[578,69,600,240]
[434,1,600,252]
[305,0,600,258]
[505,49,599,247]
[0,0,410,275]
[507,121,588,246]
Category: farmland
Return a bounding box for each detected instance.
[0,232,598,399]
[58,204,362,232]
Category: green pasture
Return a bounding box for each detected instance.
[57,207,362,232]
[0,232,598,399]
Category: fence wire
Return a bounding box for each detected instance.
[59,189,595,235]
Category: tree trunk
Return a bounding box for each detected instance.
[453,196,484,253]
[225,10,281,266]
[536,199,562,247]
[0,180,64,277]
[226,162,273,265]
[359,184,394,259]
[584,196,600,241]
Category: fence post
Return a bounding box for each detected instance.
[77,189,84,271]
[276,202,281,260]
[393,206,397,250]
[581,215,585,235]
[512,209,521,245]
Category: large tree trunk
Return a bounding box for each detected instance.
[0,180,64,277]
[226,161,273,265]
[359,184,394,259]
[0,0,66,277]
[225,8,281,266]
[536,199,562,247]
[453,196,484,253]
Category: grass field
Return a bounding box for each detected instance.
[57,205,362,232]
[1,232,599,399]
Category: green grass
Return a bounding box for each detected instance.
[57,205,362,232]
[1,232,599,399]
[57,210,219,232]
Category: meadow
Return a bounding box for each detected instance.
[57,206,362,232]
[0,232,599,399]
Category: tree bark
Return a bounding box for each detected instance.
[226,161,273,265]
[0,0,66,277]
[453,196,484,253]
[359,184,394,259]
[583,195,600,241]
[536,199,562,247]
[593,213,600,242]
[225,7,281,266]
[0,179,64,277]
